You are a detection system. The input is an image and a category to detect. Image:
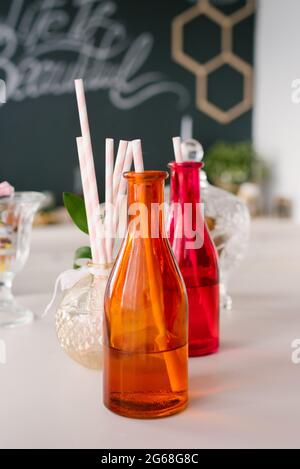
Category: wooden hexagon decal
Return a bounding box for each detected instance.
[171,0,255,124]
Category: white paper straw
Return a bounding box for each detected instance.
[105,138,114,263]
[172,136,183,163]
[132,139,144,172]
[113,140,128,204]
[76,137,106,265]
[115,142,133,239]
[74,79,95,170]
[118,142,133,198]
[74,79,107,264]
[180,115,193,141]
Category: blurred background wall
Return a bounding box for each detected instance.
[0,0,255,204]
[0,0,299,221]
[254,0,300,222]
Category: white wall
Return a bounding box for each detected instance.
[253,0,300,221]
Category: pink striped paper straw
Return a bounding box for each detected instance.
[132,139,144,172]
[117,142,133,200]
[115,142,133,238]
[76,137,106,265]
[172,137,183,163]
[74,79,95,167]
[113,140,128,204]
[105,138,114,263]
[74,79,106,265]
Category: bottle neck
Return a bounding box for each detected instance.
[168,163,206,250]
[126,173,167,238]
[170,165,201,206]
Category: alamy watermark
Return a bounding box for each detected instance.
[0,340,6,365]
[291,339,300,365]
[97,201,205,250]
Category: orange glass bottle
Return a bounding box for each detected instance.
[103,171,188,419]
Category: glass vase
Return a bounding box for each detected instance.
[55,265,112,370]
[168,162,220,357]
[0,192,45,328]
[104,171,188,419]
[201,174,250,311]
[181,138,250,311]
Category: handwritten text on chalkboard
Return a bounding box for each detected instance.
[0,0,189,109]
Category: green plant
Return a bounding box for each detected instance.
[63,192,91,267]
[63,192,88,234]
[204,141,267,190]
[73,246,92,269]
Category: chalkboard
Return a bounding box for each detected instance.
[0,0,255,203]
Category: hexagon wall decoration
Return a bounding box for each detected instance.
[171,0,255,124]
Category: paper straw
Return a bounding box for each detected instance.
[105,138,114,263]
[115,142,133,238]
[166,202,182,246]
[74,79,107,264]
[118,142,133,199]
[172,137,183,163]
[143,218,183,393]
[132,144,181,392]
[74,79,95,168]
[132,139,144,172]
[76,137,106,265]
[113,140,128,204]
[180,115,193,141]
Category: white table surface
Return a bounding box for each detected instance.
[0,219,299,449]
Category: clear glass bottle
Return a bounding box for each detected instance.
[103,171,188,419]
[168,162,220,357]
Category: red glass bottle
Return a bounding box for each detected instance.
[168,162,219,357]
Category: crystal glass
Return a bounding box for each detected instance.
[55,266,112,370]
[201,174,250,310]
[104,171,188,419]
[0,192,45,327]
[166,139,251,311]
[168,162,220,357]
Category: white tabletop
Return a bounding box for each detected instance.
[0,220,299,449]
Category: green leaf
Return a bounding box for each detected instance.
[73,246,92,269]
[63,192,89,234]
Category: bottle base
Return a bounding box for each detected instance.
[104,392,188,419]
[189,339,219,357]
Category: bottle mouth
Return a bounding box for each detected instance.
[124,171,169,182]
[168,161,204,170]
